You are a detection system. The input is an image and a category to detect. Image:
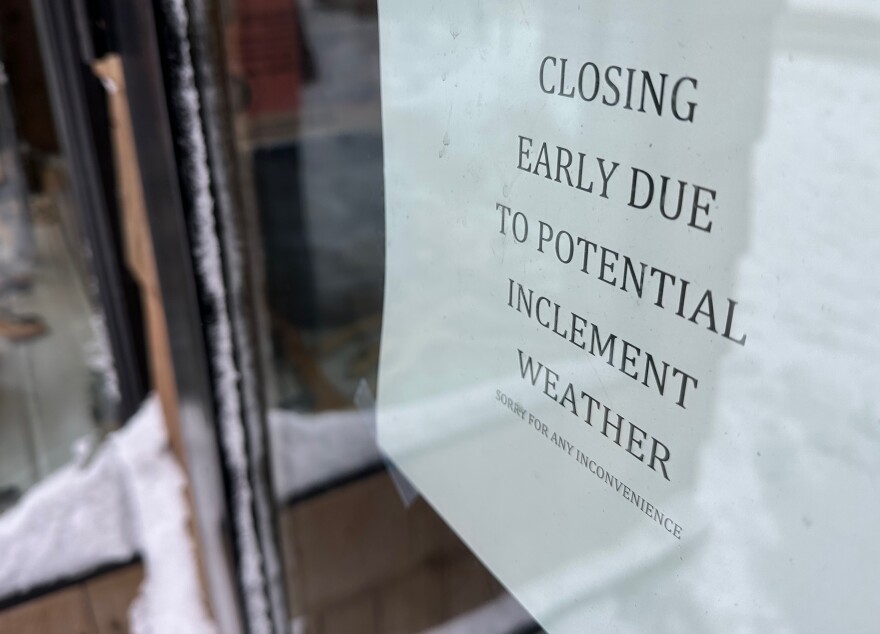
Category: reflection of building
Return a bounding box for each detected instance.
[234,0,312,116]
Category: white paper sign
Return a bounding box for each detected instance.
[377,1,880,631]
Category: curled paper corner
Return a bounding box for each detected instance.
[354,378,419,507]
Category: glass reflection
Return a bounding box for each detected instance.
[223,0,539,630]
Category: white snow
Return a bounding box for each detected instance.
[183,0,288,624]
[0,429,137,597]
[160,0,273,630]
[268,407,381,501]
[0,395,216,633]
[115,397,217,634]
[84,312,121,405]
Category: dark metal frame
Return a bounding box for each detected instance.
[51,0,250,631]
[104,0,286,631]
[33,0,293,630]
[176,0,289,630]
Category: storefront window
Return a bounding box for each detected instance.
[220,0,540,630]
[1,0,878,631]
[218,0,880,631]
[0,16,121,513]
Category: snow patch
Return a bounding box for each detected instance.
[115,397,217,634]
[0,433,136,597]
[269,408,382,501]
[0,396,216,633]
[160,0,272,630]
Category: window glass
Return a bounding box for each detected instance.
[220,0,880,632]
[0,29,119,513]
[221,0,540,631]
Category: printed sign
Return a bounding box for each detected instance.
[377,1,880,630]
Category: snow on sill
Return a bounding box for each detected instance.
[0,396,216,633]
